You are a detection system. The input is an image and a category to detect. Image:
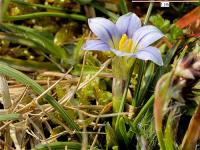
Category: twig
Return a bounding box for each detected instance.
[90,125,103,150]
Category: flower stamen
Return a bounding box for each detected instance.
[127,39,133,52]
[119,34,133,53]
[119,34,127,50]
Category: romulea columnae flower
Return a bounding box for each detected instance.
[83,12,164,66]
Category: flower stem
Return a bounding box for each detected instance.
[112,57,134,126]
[112,78,126,113]
[115,63,135,129]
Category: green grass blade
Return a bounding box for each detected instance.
[133,61,146,106]
[1,0,10,20]
[0,23,68,60]
[72,37,84,65]
[118,117,129,148]
[91,3,118,21]
[130,95,154,130]
[5,12,87,22]
[0,32,41,50]
[32,142,83,150]
[0,64,81,139]
[119,0,128,14]
[164,112,175,150]
[0,56,60,72]
[138,63,154,104]
[139,41,182,106]
[0,113,20,121]
[105,122,118,149]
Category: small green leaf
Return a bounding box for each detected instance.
[0,113,20,121]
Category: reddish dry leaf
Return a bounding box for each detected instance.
[176,6,200,28]
[176,6,200,37]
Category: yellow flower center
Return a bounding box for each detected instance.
[118,34,134,53]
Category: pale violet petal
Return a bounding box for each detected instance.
[83,40,110,51]
[137,31,164,49]
[132,46,163,66]
[132,25,163,48]
[116,12,141,38]
[110,48,132,57]
[88,18,120,48]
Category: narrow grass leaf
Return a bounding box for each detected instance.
[138,63,154,104]
[32,142,85,150]
[0,113,20,121]
[5,12,87,22]
[1,0,10,20]
[72,37,84,65]
[164,111,175,150]
[130,95,154,130]
[154,73,172,150]
[105,122,118,149]
[118,117,129,148]
[91,3,118,21]
[133,61,146,106]
[119,0,128,14]
[0,56,60,72]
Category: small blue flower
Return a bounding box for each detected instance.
[83,13,164,66]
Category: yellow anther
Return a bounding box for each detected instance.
[118,34,133,52]
[119,34,128,50]
[126,39,133,52]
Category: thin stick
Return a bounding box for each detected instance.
[34,67,73,102]
[90,125,103,150]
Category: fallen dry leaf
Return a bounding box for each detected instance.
[176,6,200,37]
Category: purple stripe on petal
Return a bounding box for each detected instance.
[110,48,132,57]
[132,25,163,48]
[88,18,120,48]
[137,31,164,49]
[132,46,163,66]
[83,40,110,51]
[116,13,141,38]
